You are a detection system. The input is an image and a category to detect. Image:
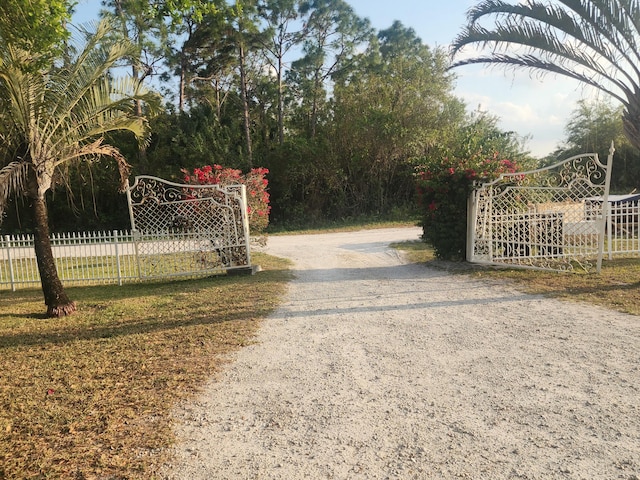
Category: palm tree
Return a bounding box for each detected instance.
[0,20,158,317]
[450,0,640,151]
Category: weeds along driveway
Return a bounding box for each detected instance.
[163,227,640,480]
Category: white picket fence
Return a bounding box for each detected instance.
[0,230,251,291]
[2,197,640,291]
[605,196,640,259]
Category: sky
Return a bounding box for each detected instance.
[73,0,603,158]
[346,0,603,158]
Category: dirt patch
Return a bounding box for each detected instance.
[161,227,640,479]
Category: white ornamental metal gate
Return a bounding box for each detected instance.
[467,145,614,273]
[126,175,252,279]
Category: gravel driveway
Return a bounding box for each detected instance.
[162,227,640,479]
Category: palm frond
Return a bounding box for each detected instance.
[49,75,158,155]
[617,0,640,37]
[559,0,640,78]
[453,53,626,103]
[0,17,158,195]
[452,23,632,102]
[452,0,640,111]
[66,139,132,192]
[0,161,28,219]
[456,0,635,71]
[43,19,149,147]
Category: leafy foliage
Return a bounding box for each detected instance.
[288,0,373,138]
[329,22,464,217]
[416,153,519,260]
[261,137,345,227]
[415,114,530,260]
[182,164,271,233]
[550,99,640,192]
[0,0,70,57]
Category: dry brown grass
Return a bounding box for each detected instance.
[396,240,640,316]
[0,252,291,480]
[471,258,640,316]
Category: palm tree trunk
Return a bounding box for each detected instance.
[31,193,76,317]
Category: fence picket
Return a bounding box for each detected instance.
[5,235,16,291]
[0,228,251,290]
[3,177,252,289]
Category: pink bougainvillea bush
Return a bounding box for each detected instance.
[415,152,519,260]
[181,165,271,234]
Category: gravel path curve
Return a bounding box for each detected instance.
[162,227,640,479]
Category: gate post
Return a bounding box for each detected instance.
[606,202,613,260]
[466,189,477,262]
[5,235,16,292]
[596,142,615,273]
[239,184,252,267]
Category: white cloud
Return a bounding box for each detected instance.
[494,102,539,123]
[453,65,605,157]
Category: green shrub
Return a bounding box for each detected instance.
[415,152,519,260]
[181,165,271,234]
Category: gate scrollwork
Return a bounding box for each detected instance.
[469,148,614,273]
[126,176,252,278]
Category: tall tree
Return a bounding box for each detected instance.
[232,0,261,166]
[101,0,221,100]
[101,0,167,116]
[557,100,626,157]
[451,0,640,151]
[188,1,265,165]
[155,0,225,111]
[289,0,372,137]
[0,20,157,317]
[176,7,237,116]
[551,99,640,190]
[0,0,72,57]
[258,0,304,145]
[330,22,465,213]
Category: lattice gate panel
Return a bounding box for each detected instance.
[469,148,613,273]
[127,176,251,279]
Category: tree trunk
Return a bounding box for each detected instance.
[277,52,284,145]
[179,53,187,112]
[310,69,322,138]
[31,193,76,317]
[239,43,253,167]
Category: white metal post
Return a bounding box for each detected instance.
[466,190,477,262]
[239,184,252,267]
[5,235,16,292]
[597,142,615,273]
[606,202,613,260]
[113,230,122,286]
